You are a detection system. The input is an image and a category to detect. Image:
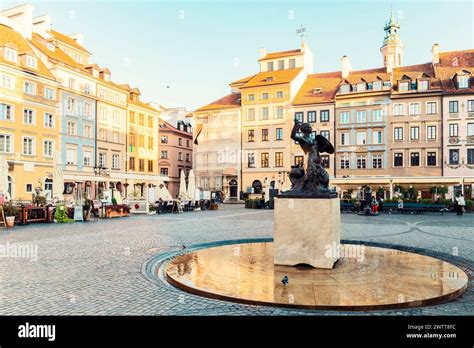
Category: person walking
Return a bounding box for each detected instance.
[456,194,466,216]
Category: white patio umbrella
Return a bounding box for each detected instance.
[157,183,173,201]
[186,170,196,201]
[52,154,64,201]
[179,169,188,199]
[0,155,10,201]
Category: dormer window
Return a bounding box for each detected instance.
[92,70,99,78]
[339,84,350,94]
[373,81,382,90]
[104,75,110,82]
[47,43,55,52]
[265,77,273,83]
[267,62,274,71]
[75,54,82,64]
[313,87,323,94]
[26,55,37,69]
[399,81,409,92]
[458,75,469,88]
[5,48,17,62]
[357,83,366,92]
[418,79,429,91]
[289,59,296,69]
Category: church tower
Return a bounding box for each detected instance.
[380,10,403,72]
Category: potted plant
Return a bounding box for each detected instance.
[3,201,18,228]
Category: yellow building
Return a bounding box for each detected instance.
[0,16,60,200]
[237,43,312,194]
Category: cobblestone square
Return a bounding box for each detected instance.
[0,205,472,316]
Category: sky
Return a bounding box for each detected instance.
[2,0,473,110]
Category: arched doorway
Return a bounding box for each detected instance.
[252,180,262,194]
[229,179,238,198]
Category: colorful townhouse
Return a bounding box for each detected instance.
[0,5,60,200]
[29,15,98,199]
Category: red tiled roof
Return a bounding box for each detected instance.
[392,63,442,91]
[259,49,303,61]
[240,67,304,89]
[293,72,342,105]
[195,93,241,112]
[438,49,474,67]
[343,67,390,85]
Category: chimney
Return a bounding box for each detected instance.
[0,4,34,39]
[99,68,111,81]
[341,55,352,79]
[32,15,52,38]
[259,47,267,59]
[432,43,440,64]
[69,33,84,46]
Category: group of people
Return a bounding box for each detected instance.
[353,195,384,215]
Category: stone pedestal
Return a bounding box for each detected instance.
[274,197,340,269]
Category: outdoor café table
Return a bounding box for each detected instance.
[25,206,49,223]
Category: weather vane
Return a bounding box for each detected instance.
[296,25,307,41]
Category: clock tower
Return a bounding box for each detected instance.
[380,10,403,72]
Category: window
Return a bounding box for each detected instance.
[160,150,168,159]
[449,101,459,113]
[410,126,420,140]
[81,150,91,166]
[276,91,284,98]
[294,156,304,166]
[147,160,154,172]
[339,84,350,93]
[449,149,459,165]
[320,110,329,122]
[1,75,15,89]
[147,136,153,150]
[373,154,383,169]
[275,106,283,119]
[0,104,13,121]
[357,132,366,145]
[147,116,153,128]
[25,55,37,69]
[138,135,145,147]
[341,133,349,146]
[373,81,382,90]
[98,153,107,167]
[468,123,474,136]
[261,153,269,167]
[449,123,459,137]
[458,75,469,88]
[276,128,283,140]
[186,139,190,148]
[185,154,190,162]
[340,112,350,124]
[340,156,350,169]
[0,134,12,153]
[26,184,33,193]
[261,92,269,100]
[139,114,145,125]
[84,102,92,118]
[399,81,409,91]
[67,97,76,115]
[357,83,366,92]
[418,80,429,91]
[427,125,437,139]
[267,62,274,71]
[427,102,437,114]
[66,148,76,165]
[306,111,316,123]
[4,48,17,62]
[84,84,92,95]
[393,104,404,116]
[23,109,35,125]
[467,149,474,165]
[129,111,136,123]
[394,127,403,141]
[43,87,55,100]
[321,155,330,168]
[112,111,120,124]
[372,109,383,122]
[410,152,420,166]
[278,60,284,70]
[289,59,296,68]
[248,130,254,142]
[178,152,183,161]
[261,107,269,120]
[356,111,366,123]
[247,109,255,121]
[24,81,36,95]
[43,140,53,157]
[468,100,474,112]
[98,128,106,140]
[248,153,255,168]
[409,103,420,116]
[68,78,75,89]
[98,107,106,120]
[373,130,382,144]
[248,94,255,101]
[262,129,269,141]
[179,138,183,146]
[161,136,168,144]
[112,154,120,169]
[23,137,34,156]
[356,155,366,169]
[113,131,119,143]
[394,153,403,167]
[160,167,168,176]
[320,130,330,140]
[129,157,135,170]
[275,152,283,167]
[139,159,145,171]
[294,112,303,122]
[427,152,437,166]
[44,113,54,128]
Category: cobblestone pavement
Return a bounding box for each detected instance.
[0,205,472,316]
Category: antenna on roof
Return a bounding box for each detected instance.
[296,25,307,42]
